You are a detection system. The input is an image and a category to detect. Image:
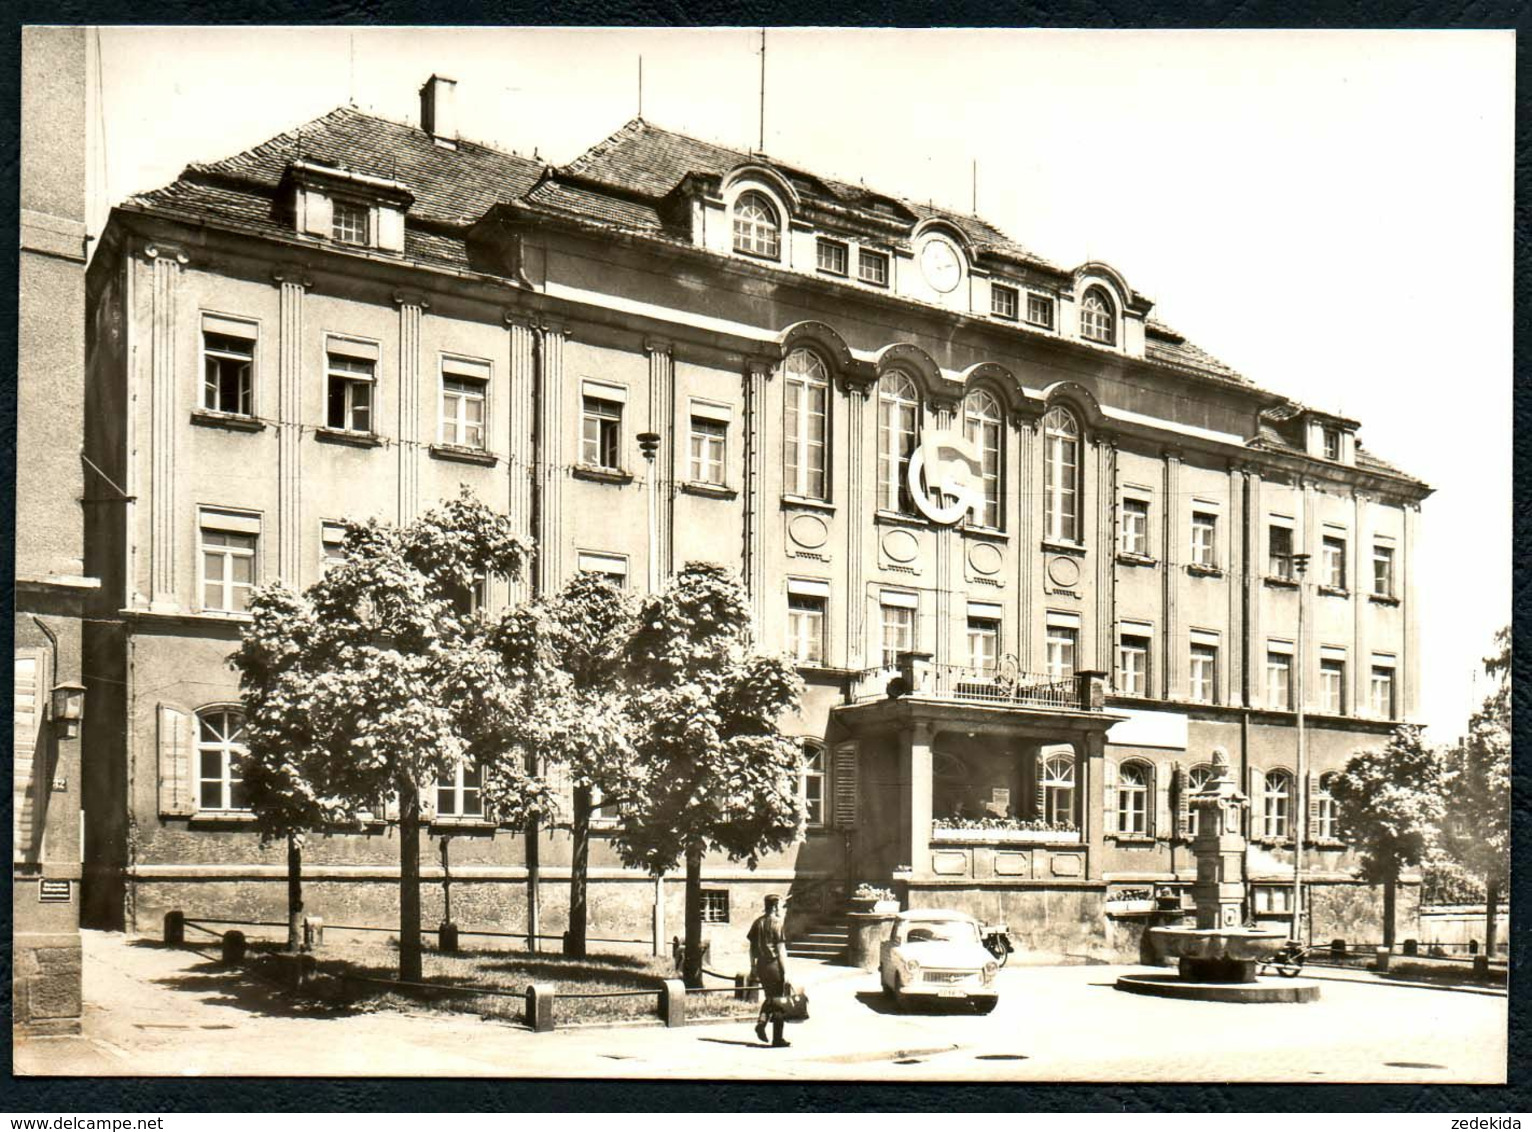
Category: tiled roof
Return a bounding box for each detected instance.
[523,178,668,233]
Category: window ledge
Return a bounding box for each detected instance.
[572,465,634,485]
[1116,552,1156,568]
[188,811,257,826]
[1041,539,1086,557]
[733,247,782,264]
[1111,835,1157,847]
[1264,575,1299,589]
[875,509,929,530]
[430,444,498,467]
[816,268,849,280]
[781,494,835,514]
[1318,586,1350,598]
[429,818,497,833]
[680,481,737,500]
[960,525,1008,542]
[1187,563,1223,578]
[316,427,382,448]
[192,609,255,624]
[190,410,265,433]
[1369,594,1401,607]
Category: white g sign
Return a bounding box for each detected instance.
[907,429,983,525]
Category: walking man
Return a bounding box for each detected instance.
[747,894,791,1047]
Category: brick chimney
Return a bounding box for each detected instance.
[420,75,457,145]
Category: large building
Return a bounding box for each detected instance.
[79,75,1431,961]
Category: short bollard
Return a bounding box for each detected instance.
[1330,938,1346,958]
[221,929,247,966]
[660,978,687,1028]
[1374,946,1390,972]
[734,972,759,1003]
[164,910,185,947]
[303,915,324,951]
[1402,938,1418,957]
[526,983,555,1033]
[1472,954,1490,978]
[438,921,459,954]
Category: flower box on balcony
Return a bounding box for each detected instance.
[931,824,1080,845]
[1104,898,1157,917]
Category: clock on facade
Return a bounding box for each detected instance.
[919,237,962,293]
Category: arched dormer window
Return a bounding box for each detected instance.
[783,348,829,500]
[877,372,921,514]
[732,191,780,260]
[1042,405,1081,543]
[196,707,249,812]
[1080,286,1116,345]
[963,389,1003,530]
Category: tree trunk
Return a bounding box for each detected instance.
[1382,867,1397,950]
[399,778,423,982]
[1484,875,1500,961]
[286,833,304,953]
[565,785,592,958]
[683,844,704,989]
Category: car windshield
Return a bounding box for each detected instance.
[901,920,979,945]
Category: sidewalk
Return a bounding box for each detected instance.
[13,931,1508,1082]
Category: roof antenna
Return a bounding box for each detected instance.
[637,55,643,120]
[348,33,356,106]
[757,28,766,153]
[972,159,978,215]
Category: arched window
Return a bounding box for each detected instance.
[196,708,249,812]
[877,372,921,514]
[963,389,1003,529]
[801,741,826,828]
[1185,763,1214,838]
[1042,405,1081,542]
[1080,286,1115,345]
[1263,769,1293,839]
[732,191,780,259]
[783,348,829,500]
[1117,762,1151,836]
[1314,772,1338,841]
[1042,753,1075,828]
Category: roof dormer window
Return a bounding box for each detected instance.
[332,199,370,246]
[1081,287,1116,345]
[286,160,412,254]
[732,191,780,260]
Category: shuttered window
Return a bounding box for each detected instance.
[13,651,46,864]
[832,743,858,828]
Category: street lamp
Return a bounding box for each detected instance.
[50,681,87,739]
[635,429,665,956]
[1291,550,1311,945]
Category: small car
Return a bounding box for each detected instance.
[878,909,1000,1013]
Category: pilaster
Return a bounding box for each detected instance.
[1161,448,1182,699]
[393,292,428,526]
[1013,409,1038,671]
[1299,476,1316,711]
[273,266,312,586]
[1352,488,1368,716]
[843,373,872,667]
[1080,730,1106,881]
[1403,501,1420,718]
[505,316,537,607]
[742,357,774,630]
[1226,463,1244,704]
[1245,467,1264,707]
[146,243,187,610]
[535,323,568,597]
[1096,438,1116,681]
[646,337,675,583]
[902,721,934,879]
[932,399,955,681]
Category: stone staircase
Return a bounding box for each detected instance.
[787,919,851,963]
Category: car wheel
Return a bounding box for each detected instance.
[972,997,998,1015]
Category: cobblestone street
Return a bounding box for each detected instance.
[14,931,1507,1084]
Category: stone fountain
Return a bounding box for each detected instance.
[1115,749,1319,1003]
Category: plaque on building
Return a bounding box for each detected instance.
[38,879,72,903]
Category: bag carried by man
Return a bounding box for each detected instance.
[778,983,810,1023]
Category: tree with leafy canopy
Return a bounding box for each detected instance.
[1328,724,1446,949]
[490,572,638,957]
[1439,626,1510,961]
[232,489,547,981]
[617,562,805,988]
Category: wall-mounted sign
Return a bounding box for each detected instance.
[907,430,983,525]
[38,879,71,903]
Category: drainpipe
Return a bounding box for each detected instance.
[1292,551,1311,944]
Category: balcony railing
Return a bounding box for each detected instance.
[848,653,1105,712]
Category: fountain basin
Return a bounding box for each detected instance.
[1150,925,1292,984]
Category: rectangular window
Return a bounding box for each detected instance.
[1189,642,1218,704]
[581,396,623,469]
[1372,544,1395,597]
[801,744,825,828]
[1370,662,1396,719]
[858,248,889,287]
[879,596,915,669]
[1266,648,1293,710]
[700,890,730,924]
[1254,885,1294,914]
[332,199,369,245]
[787,589,826,667]
[576,551,628,586]
[1026,293,1055,328]
[1323,535,1347,590]
[1268,524,1294,579]
[1046,623,1078,682]
[1323,427,1342,461]
[440,357,490,449]
[991,283,1019,320]
[1191,511,1218,568]
[326,348,375,434]
[436,761,483,819]
[199,509,259,613]
[1120,498,1149,556]
[320,521,347,573]
[1117,633,1150,697]
[1320,656,1346,714]
[688,417,727,485]
[201,317,255,416]
[967,617,1000,675]
[816,238,848,276]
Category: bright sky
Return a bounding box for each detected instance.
[83,27,1513,742]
